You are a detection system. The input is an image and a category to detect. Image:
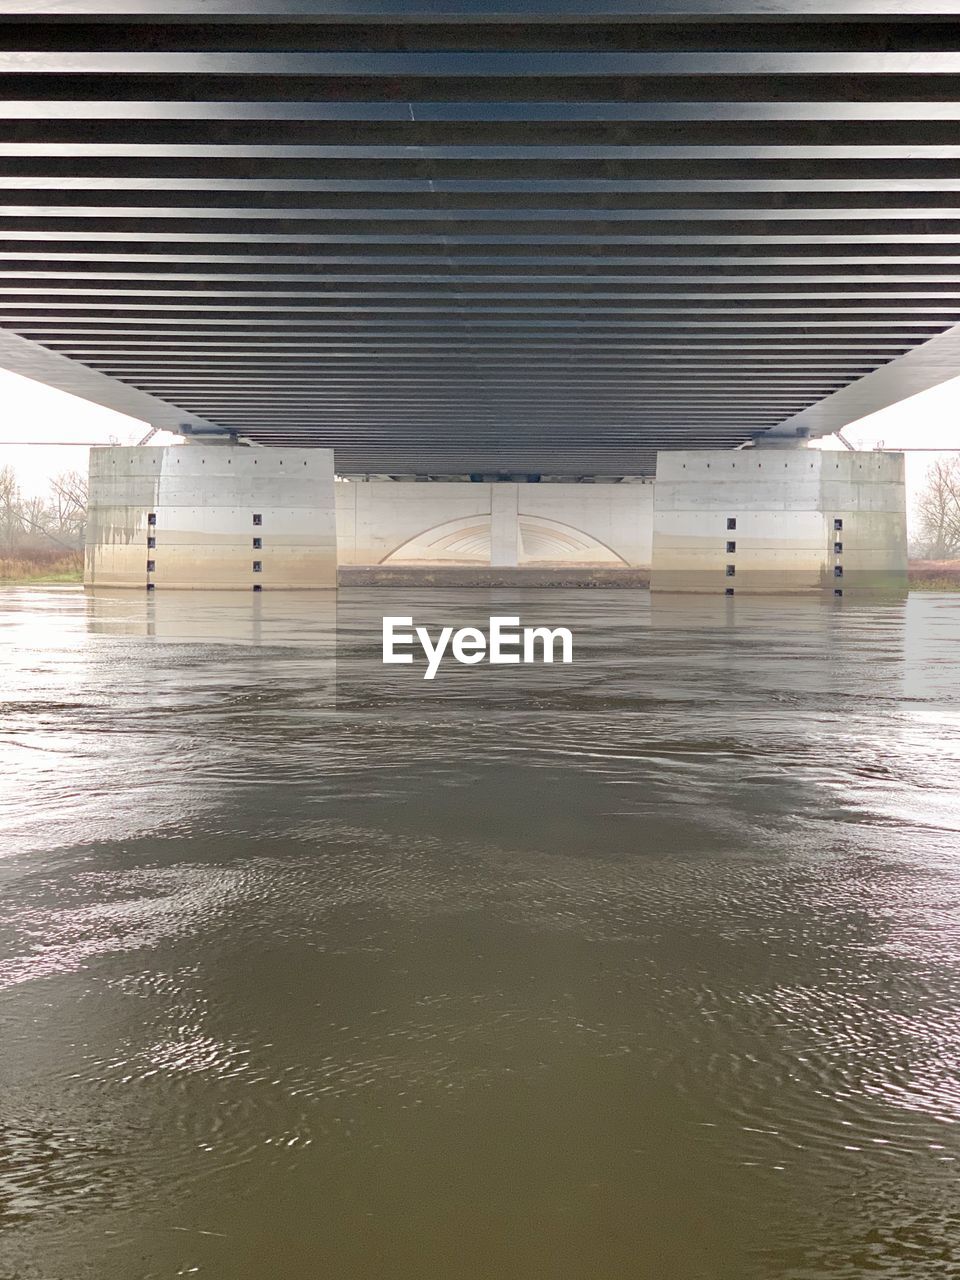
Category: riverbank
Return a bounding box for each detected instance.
[4,559,960,589]
[0,554,82,584]
[908,559,960,590]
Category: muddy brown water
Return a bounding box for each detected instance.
[1,586,959,1280]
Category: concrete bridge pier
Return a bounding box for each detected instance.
[490,485,521,568]
[650,449,908,595]
[84,445,337,590]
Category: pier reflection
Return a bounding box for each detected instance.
[85,587,338,648]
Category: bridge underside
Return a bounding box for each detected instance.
[3,2,960,476]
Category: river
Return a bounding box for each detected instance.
[1,586,959,1279]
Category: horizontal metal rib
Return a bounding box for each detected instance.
[6,52,960,75]
[7,178,960,193]
[4,2,960,17]
[6,100,960,122]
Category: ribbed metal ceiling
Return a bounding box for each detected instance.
[3,2,960,474]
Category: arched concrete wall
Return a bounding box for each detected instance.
[335,481,654,568]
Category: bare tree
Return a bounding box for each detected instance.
[0,463,25,548]
[915,457,960,560]
[0,464,88,561]
[49,469,88,543]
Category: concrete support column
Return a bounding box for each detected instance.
[490,483,520,567]
[650,449,907,594]
[84,445,337,589]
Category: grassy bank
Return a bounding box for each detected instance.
[908,560,960,591]
[0,554,83,584]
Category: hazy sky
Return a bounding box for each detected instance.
[0,365,956,535]
[0,368,180,494]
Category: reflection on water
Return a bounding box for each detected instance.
[1,585,959,1279]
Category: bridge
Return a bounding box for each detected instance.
[1,2,954,588]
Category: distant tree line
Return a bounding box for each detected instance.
[0,463,88,566]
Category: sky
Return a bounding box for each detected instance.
[0,364,957,536]
[0,368,179,492]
